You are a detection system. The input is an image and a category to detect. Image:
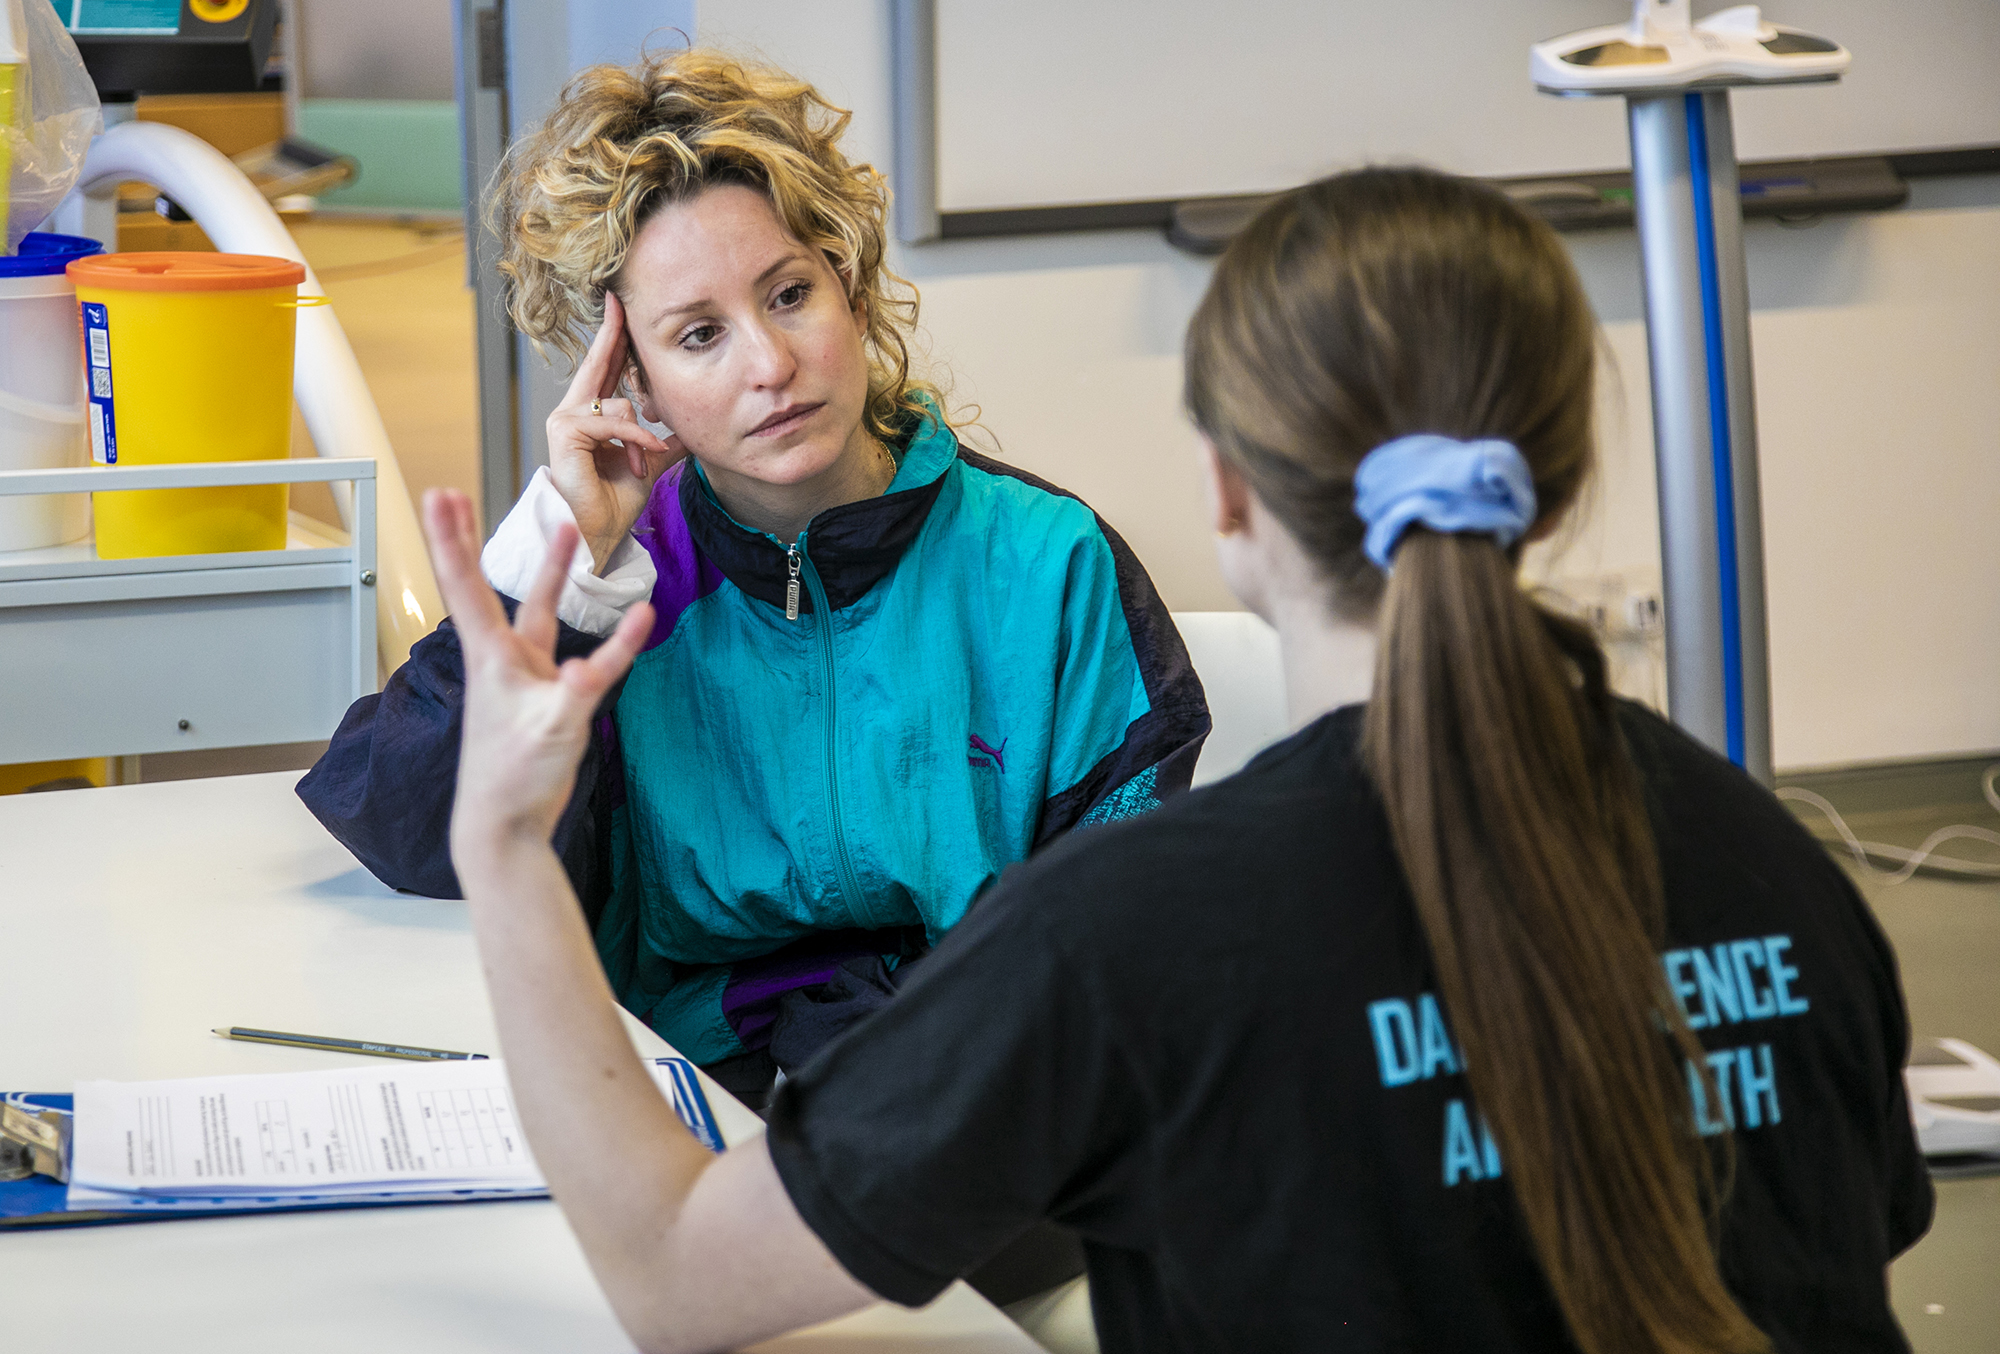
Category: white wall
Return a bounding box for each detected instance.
[682,1,2000,770]
[932,0,2000,210]
[1564,184,2000,768]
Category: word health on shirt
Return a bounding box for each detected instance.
[1367,934,1813,1186]
[1663,933,1809,1136]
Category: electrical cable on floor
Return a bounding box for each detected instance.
[1776,763,2000,884]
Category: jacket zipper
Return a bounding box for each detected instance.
[789,535,872,930]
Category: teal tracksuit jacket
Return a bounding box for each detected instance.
[300,407,1210,1065]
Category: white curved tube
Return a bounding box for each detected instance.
[77,119,444,675]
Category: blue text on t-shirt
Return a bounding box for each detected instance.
[1367,932,1813,1186]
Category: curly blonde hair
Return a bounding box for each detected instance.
[492,48,932,444]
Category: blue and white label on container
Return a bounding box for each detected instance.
[82,302,116,465]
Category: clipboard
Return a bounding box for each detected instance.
[1,1058,725,1230]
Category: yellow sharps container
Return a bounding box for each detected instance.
[65,252,309,558]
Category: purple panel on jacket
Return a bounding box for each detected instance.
[634,460,725,652]
[719,931,896,1053]
[594,462,723,817]
[719,955,850,1052]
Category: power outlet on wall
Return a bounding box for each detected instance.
[1537,573,1667,711]
[1624,592,1662,637]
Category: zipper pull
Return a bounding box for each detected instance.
[785,543,802,622]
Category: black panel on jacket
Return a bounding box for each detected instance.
[296,598,613,906]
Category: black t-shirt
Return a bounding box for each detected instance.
[767,703,1933,1353]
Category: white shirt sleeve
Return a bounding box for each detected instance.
[479,467,658,637]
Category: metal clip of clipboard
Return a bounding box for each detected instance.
[0,1095,72,1183]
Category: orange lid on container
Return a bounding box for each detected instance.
[66,252,307,292]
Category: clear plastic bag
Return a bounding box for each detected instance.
[2,0,102,253]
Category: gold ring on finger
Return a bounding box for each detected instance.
[590,398,602,416]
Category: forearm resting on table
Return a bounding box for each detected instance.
[455,835,872,1352]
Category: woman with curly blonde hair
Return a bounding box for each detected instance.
[299,46,1208,1205]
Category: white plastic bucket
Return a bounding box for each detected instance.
[0,384,88,549]
[0,238,97,551]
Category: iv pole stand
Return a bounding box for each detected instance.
[1629,89,1772,783]
[1533,2,1849,786]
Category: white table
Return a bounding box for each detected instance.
[0,772,1041,1353]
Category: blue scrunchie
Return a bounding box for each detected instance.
[1353,434,1538,572]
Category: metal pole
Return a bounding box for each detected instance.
[278,0,303,137]
[1627,90,1774,783]
[889,0,940,243]
[457,0,520,538]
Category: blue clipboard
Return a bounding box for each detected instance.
[1,1058,724,1230]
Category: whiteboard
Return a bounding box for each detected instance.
[934,0,2000,213]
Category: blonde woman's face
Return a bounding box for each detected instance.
[617,184,875,507]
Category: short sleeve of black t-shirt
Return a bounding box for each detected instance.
[764,856,1146,1306]
[766,704,1935,1354]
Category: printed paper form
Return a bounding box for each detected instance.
[72,1060,544,1196]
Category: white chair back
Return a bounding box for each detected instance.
[1171,611,1290,786]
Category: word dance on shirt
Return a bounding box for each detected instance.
[1367,933,1812,1187]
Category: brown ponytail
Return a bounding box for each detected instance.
[1185,167,1768,1354]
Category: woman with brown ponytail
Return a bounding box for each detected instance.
[413,165,1931,1353]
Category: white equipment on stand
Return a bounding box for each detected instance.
[1532,0,1850,784]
